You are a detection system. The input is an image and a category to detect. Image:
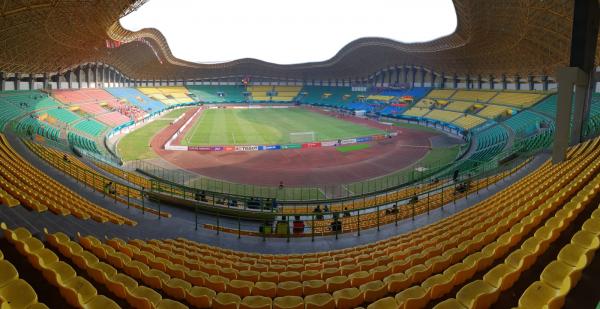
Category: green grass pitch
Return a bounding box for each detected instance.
[181,108,385,146]
[117,108,189,162]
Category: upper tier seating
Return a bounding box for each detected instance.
[186,85,246,103]
[52,89,117,104]
[490,92,547,108]
[427,89,456,99]
[298,86,364,107]
[137,87,194,105]
[105,88,166,113]
[0,91,59,112]
[450,90,497,102]
[272,86,302,102]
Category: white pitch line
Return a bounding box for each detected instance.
[231,132,237,144]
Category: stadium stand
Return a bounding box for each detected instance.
[0,91,59,112]
[427,89,456,99]
[42,108,80,125]
[0,134,134,224]
[73,119,107,137]
[297,86,365,107]
[105,88,166,113]
[272,85,302,102]
[503,110,550,137]
[0,246,49,308]
[15,117,61,141]
[137,87,195,105]
[450,90,497,102]
[186,85,246,103]
[94,112,131,127]
[403,107,431,117]
[477,104,511,119]
[444,101,473,113]
[489,92,547,108]
[67,132,101,154]
[22,137,592,308]
[452,114,487,130]
[422,110,462,123]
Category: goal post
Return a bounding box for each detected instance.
[289,131,316,144]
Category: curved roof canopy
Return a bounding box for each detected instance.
[0,0,597,80]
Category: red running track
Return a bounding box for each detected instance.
[150,106,439,187]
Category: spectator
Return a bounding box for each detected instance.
[343,207,351,217]
[292,216,305,234]
[330,217,342,232]
[279,181,284,189]
[62,154,69,163]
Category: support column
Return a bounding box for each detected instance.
[76,68,82,88]
[453,74,458,88]
[28,74,34,90]
[501,74,507,90]
[489,75,494,89]
[0,72,4,91]
[553,68,589,162]
[42,73,49,90]
[528,76,534,90]
[14,73,21,90]
[440,72,446,88]
[477,75,483,89]
[542,75,549,91]
[515,75,521,90]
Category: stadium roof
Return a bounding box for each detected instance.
[0,0,598,80]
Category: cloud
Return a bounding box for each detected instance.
[120,0,457,64]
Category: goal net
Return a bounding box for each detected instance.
[289,132,316,144]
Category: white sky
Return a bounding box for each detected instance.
[120,0,457,65]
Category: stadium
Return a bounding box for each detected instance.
[0,0,599,308]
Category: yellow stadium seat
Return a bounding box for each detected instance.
[333,287,363,309]
[186,286,215,308]
[0,260,18,288]
[213,292,241,309]
[304,293,335,309]
[367,296,399,309]
[273,295,304,309]
[156,298,189,309]
[239,295,272,309]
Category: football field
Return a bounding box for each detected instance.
[181,108,385,146]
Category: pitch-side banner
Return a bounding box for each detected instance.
[189,146,212,151]
[301,142,322,148]
[340,138,357,145]
[321,141,337,147]
[235,145,259,151]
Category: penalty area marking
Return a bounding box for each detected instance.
[342,185,355,196]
